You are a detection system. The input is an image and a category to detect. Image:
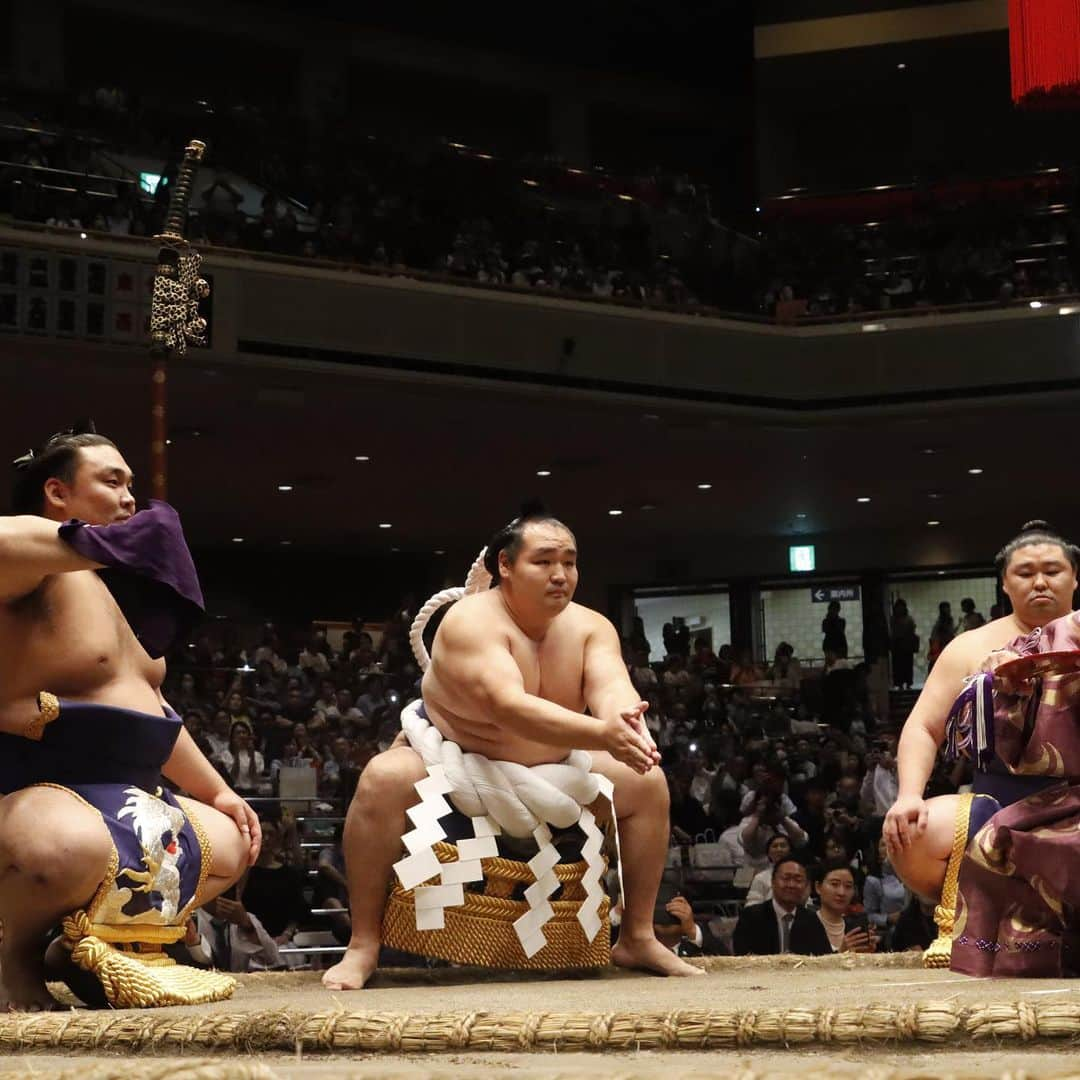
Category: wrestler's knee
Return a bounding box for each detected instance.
[889,794,960,901]
[0,788,110,890]
[353,747,426,806]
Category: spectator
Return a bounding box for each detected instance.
[669,772,711,843]
[730,647,765,686]
[958,597,986,632]
[890,895,939,953]
[628,648,659,694]
[768,642,803,691]
[732,858,830,955]
[821,602,848,658]
[860,734,899,818]
[794,778,829,858]
[219,721,266,795]
[813,860,876,954]
[928,601,956,671]
[863,835,908,945]
[745,833,792,906]
[206,708,232,763]
[226,690,253,732]
[238,816,311,951]
[889,599,918,690]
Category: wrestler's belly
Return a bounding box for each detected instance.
[423,699,570,766]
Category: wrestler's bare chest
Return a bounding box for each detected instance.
[0,571,165,715]
[506,622,588,710]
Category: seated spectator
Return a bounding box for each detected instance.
[793,778,829,858]
[730,647,765,686]
[813,859,876,954]
[732,858,830,956]
[669,771,711,844]
[745,833,792,906]
[662,653,692,691]
[218,721,266,795]
[768,643,803,690]
[226,690,254,732]
[890,895,939,953]
[320,735,355,799]
[177,895,284,973]
[299,633,332,675]
[205,708,232,763]
[860,734,899,817]
[628,648,658,694]
[739,777,809,869]
[863,835,908,944]
[239,815,311,951]
[325,687,366,726]
[356,674,387,719]
[173,671,204,713]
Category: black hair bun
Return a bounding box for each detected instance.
[517,498,549,520]
[1021,519,1055,535]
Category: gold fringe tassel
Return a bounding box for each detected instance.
[62,910,236,1008]
[922,792,974,969]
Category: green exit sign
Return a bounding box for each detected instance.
[789,545,816,573]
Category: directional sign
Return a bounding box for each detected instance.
[812,585,860,603]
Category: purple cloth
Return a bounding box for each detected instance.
[58,500,204,658]
[946,612,1080,976]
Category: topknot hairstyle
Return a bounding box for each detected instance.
[11,420,117,515]
[482,500,575,584]
[995,520,1080,576]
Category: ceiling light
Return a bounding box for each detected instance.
[968,468,984,475]
[536,469,552,477]
[1029,301,1043,309]
[928,492,942,499]
[523,178,539,187]
[80,232,87,239]
[927,520,941,526]
[379,523,392,529]
[922,448,936,455]
[755,206,761,212]
[280,540,292,546]
[277,484,293,492]
[642,413,660,422]
[796,513,807,519]
[897,62,907,70]
[391,547,400,552]
[435,549,445,555]
[354,455,370,462]
[1059,305,1079,315]
[165,439,171,446]
[232,537,244,543]
[617,193,634,202]
[608,509,623,516]
[857,497,871,503]
[862,322,887,332]
[640,504,656,511]
[938,570,947,576]
[697,483,712,490]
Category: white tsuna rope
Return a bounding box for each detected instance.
[398,549,613,958]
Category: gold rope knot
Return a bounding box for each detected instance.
[24,692,60,741]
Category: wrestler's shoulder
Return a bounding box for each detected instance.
[439,591,503,637]
[561,601,616,637]
[941,618,1019,664]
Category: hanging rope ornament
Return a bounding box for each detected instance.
[1010,0,1080,107]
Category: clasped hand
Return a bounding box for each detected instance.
[602,700,661,774]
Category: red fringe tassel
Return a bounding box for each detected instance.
[1010,0,1080,106]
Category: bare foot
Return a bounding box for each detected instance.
[612,936,705,977]
[322,944,378,990]
[1,948,62,1011]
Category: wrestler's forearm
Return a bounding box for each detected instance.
[497,691,608,750]
[163,726,231,802]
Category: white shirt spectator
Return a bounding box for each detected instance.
[861,764,899,817]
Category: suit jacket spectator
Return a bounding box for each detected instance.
[733,899,831,956]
